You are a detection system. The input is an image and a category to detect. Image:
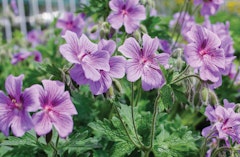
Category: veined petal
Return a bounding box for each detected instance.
[11,111,33,137]
[98,39,116,55]
[0,91,11,106]
[81,64,101,81]
[108,13,124,30]
[118,37,141,59]
[126,0,139,10]
[49,112,74,138]
[5,74,24,102]
[70,64,89,85]
[128,5,146,20]
[141,64,165,91]
[59,44,80,64]
[0,110,13,136]
[109,56,126,78]
[142,34,159,57]
[89,72,112,95]
[82,50,110,71]
[200,62,220,82]
[52,92,78,116]
[22,84,42,112]
[186,25,206,44]
[155,53,170,67]
[32,111,52,136]
[79,34,98,53]
[184,43,203,68]
[109,0,124,11]
[207,48,225,69]
[124,16,139,34]
[126,59,143,82]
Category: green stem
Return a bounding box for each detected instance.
[212,146,230,157]
[113,104,141,148]
[50,142,58,157]
[131,83,146,148]
[147,89,161,150]
[170,74,201,85]
[174,65,190,81]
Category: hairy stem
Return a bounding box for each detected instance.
[170,74,202,85]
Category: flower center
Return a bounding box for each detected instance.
[199,49,208,56]
[140,58,148,65]
[12,99,22,110]
[66,21,73,29]
[44,105,53,112]
[121,9,128,16]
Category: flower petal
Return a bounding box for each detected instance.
[126,59,143,82]
[118,37,140,59]
[32,111,52,136]
[184,43,203,68]
[21,84,42,112]
[155,53,170,68]
[142,34,159,57]
[89,72,112,95]
[126,0,139,10]
[49,112,74,138]
[128,5,146,20]
[124,16,139,34]
[70,64,89,85]
[79,34,98,53]
[109,0,124,11]
[81,63,101,81]
[11,111,33,137]
[98,39,116,55]
[200,62,220,82]
[5,74,24,102]
[109,56,126,78]
[108,13,124,30]
[141,64,165,91]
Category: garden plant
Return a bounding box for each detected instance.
[0,0,240,156]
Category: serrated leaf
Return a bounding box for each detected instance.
[111,141,135,157]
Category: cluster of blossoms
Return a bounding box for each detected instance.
[194,0,224,16]
[202,100,240,155]
[11,51,42,65]
[60,30,170,93]
[0,75,77,138]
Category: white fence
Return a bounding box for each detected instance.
[0,0,88,42]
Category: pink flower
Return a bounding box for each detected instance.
[0,75,40,137]
[32,80,77,138]
[107,0,146,34]
[119,34,169,91]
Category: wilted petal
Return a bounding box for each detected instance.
[33,111,52,136]
[126,59,143,82]
[5,75,24,102]
[109,56,126,78]
[49,112,73,138]
[118,37,140,59]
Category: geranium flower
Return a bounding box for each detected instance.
[27,30,43,47]
[56,12,85,37]
[32,80,77,138]
[107,0,146,34]
[0,75,40,137]
[70,39,126,95]
[119,34,169,91]
[11,51,32,65]
[59,31,110,81]
[184,25,225,83]
[194,0,224,16]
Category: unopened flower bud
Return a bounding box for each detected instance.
[200,87,219,105]
[133,30,141,42]
[112,79,123,93]
[90,25,98,33]
[139,24,148,34]
[106,86,115,99]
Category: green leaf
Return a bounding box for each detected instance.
[160,85,173,109]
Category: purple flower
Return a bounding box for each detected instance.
[27,30,43,47]
[202,100,240,144]
[184,25,225,83]
[32,80,77,138]
[203,18,236,76]
[56,12,85,37]
[107,0,146,34]
[119,34,169,91]
[32,51,42,62]
[159,39,171,54]
[11,52,32,65]
[0,75,40,137]
[59,31,110,81]
[169,12,195,40]
[194,0,224,16]
[70,39,126,95]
